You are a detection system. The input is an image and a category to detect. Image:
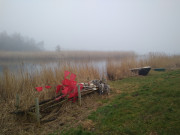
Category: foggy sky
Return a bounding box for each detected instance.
[0,0,180,54]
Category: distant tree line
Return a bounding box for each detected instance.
[0,31,44,51]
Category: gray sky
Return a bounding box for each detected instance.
[0,0,180,54]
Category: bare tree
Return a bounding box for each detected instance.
[56,45,61,52]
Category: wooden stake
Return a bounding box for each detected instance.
[35,98,40,126]
[15,93,20,110]
[78,85,81,106]
[102,77,106,83]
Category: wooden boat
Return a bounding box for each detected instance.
[131,66,151,76]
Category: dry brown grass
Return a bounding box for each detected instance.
[107,56,138,80]
[0,60,103,134]
[0,92,106,135]
[0,62,101,110]
[146,52,180,68]
[0,50,135,63]
[0,52,179,109]
[0,50,135,110]
[107,53,180,80]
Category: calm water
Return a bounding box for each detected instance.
[0,55,146,76]
[0,60,107,77]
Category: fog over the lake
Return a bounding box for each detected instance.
[0,0,180,54]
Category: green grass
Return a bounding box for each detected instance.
[49,126,95,135]
[58,70,180,135]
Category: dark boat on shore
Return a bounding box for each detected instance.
[130,66,151,76]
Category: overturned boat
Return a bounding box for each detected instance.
[130,66,151,76]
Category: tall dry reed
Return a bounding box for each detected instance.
[0,62,100,110]
[0,50,136,63]
[107,53,180,80]
[146,52,180,68]
[0,52,179,109]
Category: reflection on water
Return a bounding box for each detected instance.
[0,60,107,77]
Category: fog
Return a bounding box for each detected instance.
[0,31,44,51]
[0,0,180,54]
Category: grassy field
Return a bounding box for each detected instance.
[60,70,180,135]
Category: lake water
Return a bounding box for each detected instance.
[0,55,146,76]
[0,60,107,77]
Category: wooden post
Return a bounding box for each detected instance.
[35,98,40,126]
[77,85,81,106]
[15,93,20,110]
[102,77,106,83]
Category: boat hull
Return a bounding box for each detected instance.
[131,66,151,76]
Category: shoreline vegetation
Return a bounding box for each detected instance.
[0,51,180,108]
[0,51,180,134]
[0,50,136,62]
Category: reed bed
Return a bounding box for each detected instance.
[0,50,135,110]
[107,53,180,80]
[146,52,180,68]
[0,62,100,110]
[0,50,136,62]
[0,52,179,109]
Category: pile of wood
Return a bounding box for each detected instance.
[11,79,110,124]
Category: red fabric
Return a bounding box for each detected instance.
[71,80,77,85]
[67,84,83,99]
[64,71,70,78]
[62,79,77,86]
[62,87,69,95]
[56,85,62,94]
[68,92,78,99]
[70,73,76,81]
[62,79,72,86]
[68,85,77,99]
[35,71,84,102]
[35,87,43,92]
[45,86,51,89]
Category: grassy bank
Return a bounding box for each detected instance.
[62,70,180,135]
